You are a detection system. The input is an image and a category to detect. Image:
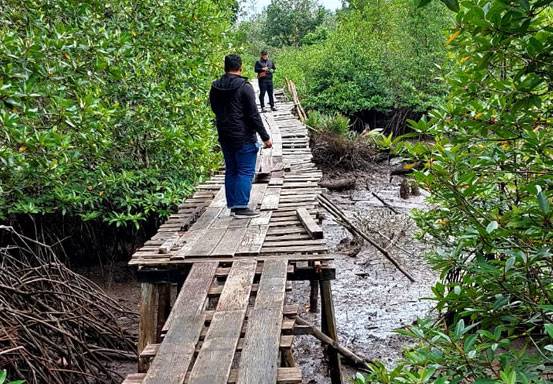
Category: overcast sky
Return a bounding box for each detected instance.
[254,0,343,11]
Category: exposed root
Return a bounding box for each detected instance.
[311,132,381,171]
[0,226,137,384]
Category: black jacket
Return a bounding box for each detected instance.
[255,59,276,81]
[209,74,270,147]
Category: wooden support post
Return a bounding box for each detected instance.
[156,284,171,341]
[281,349,296,367]
[309,280,319,313]
[309,261,318,313]
[320,280,343,384]
[138,283,158,373]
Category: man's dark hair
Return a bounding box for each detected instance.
[261,50,268,55]
[224,54,242,72]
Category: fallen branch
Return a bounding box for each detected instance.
[318,194,416,282]
[371,192,399,214]
[296,316,371,369]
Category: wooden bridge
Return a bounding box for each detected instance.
[123,90,342,384]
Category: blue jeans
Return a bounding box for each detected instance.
[221,142,259,209]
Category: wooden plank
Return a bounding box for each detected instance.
[188,260,257,384]
[158,232,178,254]
[123,368,301,384]
[260,187,281,211]
[248,183,268,211]
[261,245,328,254]
[142,262,217,384]
[185,228,227,257]
[235,225,270,256]
[130,254,334,266]
[263,239,326,247]
[211,227,247,257]
[190,207,224,230]
[210,187,228,208]
[142,335,293,360]
[250,211,272,226]
[296,207,323,239]
[237,260,288,384]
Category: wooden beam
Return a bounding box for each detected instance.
[296,207,323,239]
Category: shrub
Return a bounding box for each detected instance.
[0,0,235,227]
[306,111,350,136]
[275,0,452,115]
[355,0,553,382]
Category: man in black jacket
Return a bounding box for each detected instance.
[255,50,276,112]
[209,54,272,218]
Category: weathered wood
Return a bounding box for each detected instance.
[295,317,370,368]
[211,227,247,257]
[188,260,257,384]
[296,207,323,239]
[260,187,281,211]
[158,233,179,254]
[236,225,270,255]
[130,254,334,267]
[248,183,268,211]
[138,283,158,373]
[320,280,343,384]
[156,284,171,341]
[237,260,288,384]
[123,367,302,384]
[142,262,217,384]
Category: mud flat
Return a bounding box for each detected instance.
[289,164,437,383]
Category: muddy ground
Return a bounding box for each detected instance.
[290,163,437,383]
[83,161,437,384]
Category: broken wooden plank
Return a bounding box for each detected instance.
[296,207,323,239]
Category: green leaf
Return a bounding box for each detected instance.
[545,324,553,338]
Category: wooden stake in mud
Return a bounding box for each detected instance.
[320,279,344,384]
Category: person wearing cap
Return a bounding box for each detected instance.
[254,50,277,113]
[209,54,273,218]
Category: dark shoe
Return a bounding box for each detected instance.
[271,106,277,111]
[233,208,260,218]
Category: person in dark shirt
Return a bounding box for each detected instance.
[254,50,277,112]
[209,54,272,218]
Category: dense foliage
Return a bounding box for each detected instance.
[274,0,452,119]
[356,0,553,382]
[264,0,331,47]
[0,0,235,227]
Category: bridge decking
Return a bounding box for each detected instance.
[124,93,342,383]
